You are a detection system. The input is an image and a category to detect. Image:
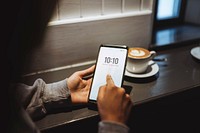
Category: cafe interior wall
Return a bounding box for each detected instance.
[25,1,155,75]
[184,0,200,25]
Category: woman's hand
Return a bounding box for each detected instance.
[67,65,95,104]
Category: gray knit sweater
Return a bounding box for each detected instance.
[14,78,129,133]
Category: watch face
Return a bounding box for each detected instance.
[89,46,127,101]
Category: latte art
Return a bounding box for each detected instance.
[128,47,150,59]
[130,50,145,57]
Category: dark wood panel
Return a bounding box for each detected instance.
[23,15,152,74]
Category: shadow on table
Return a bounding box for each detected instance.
[124,72,159,83]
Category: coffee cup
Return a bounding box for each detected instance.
[126,47,156,74]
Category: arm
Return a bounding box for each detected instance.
[16,65,95,120]
[10,65,94,133]
[15,78,70,120]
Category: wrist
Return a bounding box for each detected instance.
[99,121,129,133]
[101,120,128,127]
[101,115,126,125]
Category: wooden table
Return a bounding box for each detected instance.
[21,43,200,132]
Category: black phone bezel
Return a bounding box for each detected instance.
[88,44,128,104]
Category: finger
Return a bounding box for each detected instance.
[106,74,115,86]
[86,79,92,89]
[121,93,129,108]
[82,78,93,90]
[79,65,95,78]
[97,85,106,102]
[125,94,133,114]
[119,88,126,105]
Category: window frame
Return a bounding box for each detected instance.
[153,0,187,28]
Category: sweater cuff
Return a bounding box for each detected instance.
[98,121,129,133]
[43,78,70,103]
[42,79,72,113]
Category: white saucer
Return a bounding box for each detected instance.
[190,46,200,60]
[125,60,159,78]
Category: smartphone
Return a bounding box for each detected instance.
[88,44,128,103]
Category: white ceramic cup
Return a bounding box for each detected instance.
[126,47,156,74]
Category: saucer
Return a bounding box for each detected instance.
[190,46,200,60]
[125,60,159,78]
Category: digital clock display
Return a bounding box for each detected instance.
[89,46,128,101]
[104,57,119,64]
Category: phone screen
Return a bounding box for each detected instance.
[88,45,128,102]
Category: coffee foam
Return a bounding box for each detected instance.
[130,49,145,57]
[128,47,150,59]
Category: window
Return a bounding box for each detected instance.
[157,0,181,20]
[154,0,187,28]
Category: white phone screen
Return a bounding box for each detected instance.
[89,46,128,101]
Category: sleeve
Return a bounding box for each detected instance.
[15,78,71,120]
[98,121,130,133]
